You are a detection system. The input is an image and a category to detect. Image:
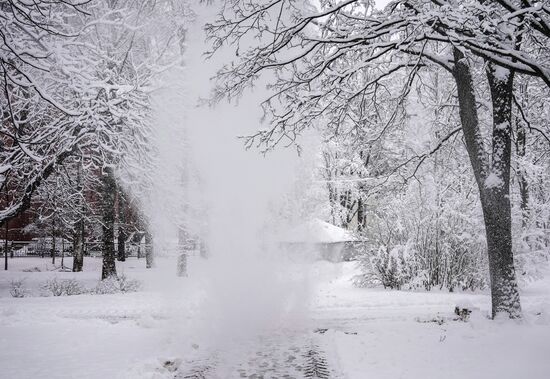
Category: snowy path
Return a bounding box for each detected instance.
[174,331,339,378]
[1,257,550,379]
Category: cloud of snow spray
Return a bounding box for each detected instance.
[185,17,313,344]
[141,4,320,352]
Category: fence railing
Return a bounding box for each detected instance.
[0,241,153,258]
[1,238,204,258]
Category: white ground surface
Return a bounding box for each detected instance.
[0,256,549,379]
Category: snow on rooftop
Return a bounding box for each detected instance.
[280,218,355,244]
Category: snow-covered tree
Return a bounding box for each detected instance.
[1,0,193,276]
[205,0,550,318]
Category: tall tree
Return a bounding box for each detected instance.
[117,186,127,262]
[101,167,117,279]
[73,159,86,272]
[205,0,550,318]
[145,229,154,269]
[0,0,189,231]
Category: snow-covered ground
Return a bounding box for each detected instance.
[0,256,549,378]
[312,263,550,379]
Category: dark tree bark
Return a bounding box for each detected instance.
[145,230,154,269]
[73,161,84,272]
[51,223,56,265]
[101,167,117,280]
[61,238,65,269]
[453,50,488,186]
[515,82,530,228]
[516,123,529,228]
[483,63,522,318]
[453,49,522,318]
[117,227,126,262]
[72,218,84,272]
[4,219,8,270]
[117,187,126,262]
[357,197,366,232]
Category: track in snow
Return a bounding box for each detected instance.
[303,345,331,379]
[175,332,340,378]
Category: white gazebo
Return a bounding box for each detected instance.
[279,219,356,262]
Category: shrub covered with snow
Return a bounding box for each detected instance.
[349,156,490,292]
[40,277,85,296]
[94,274,141,294]
[354,233,488,292]
[354,245,415,290]
[9,278,29,298]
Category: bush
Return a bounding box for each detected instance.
[9,279,29,298]
[351,161,490,292]
[94,274,141,294]
[40,277,85,296]
[353,238,488,292]
[353,245,415,290]
[62,278,86,295]
[118,274,141,293]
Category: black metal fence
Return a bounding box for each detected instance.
[0,240,152,258]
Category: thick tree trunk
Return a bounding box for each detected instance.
[51,226,56,265]
[61,239,65,269]
[73,161,84,272]
[72,219,84,272]
[452,49,488,185]
[117,227,126,262]
[116,185,126,261]
[145,230,154,269]
[484,63,521,318]
[480,192,521,318]
[453,49,522,318]
[101,167,117,280]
